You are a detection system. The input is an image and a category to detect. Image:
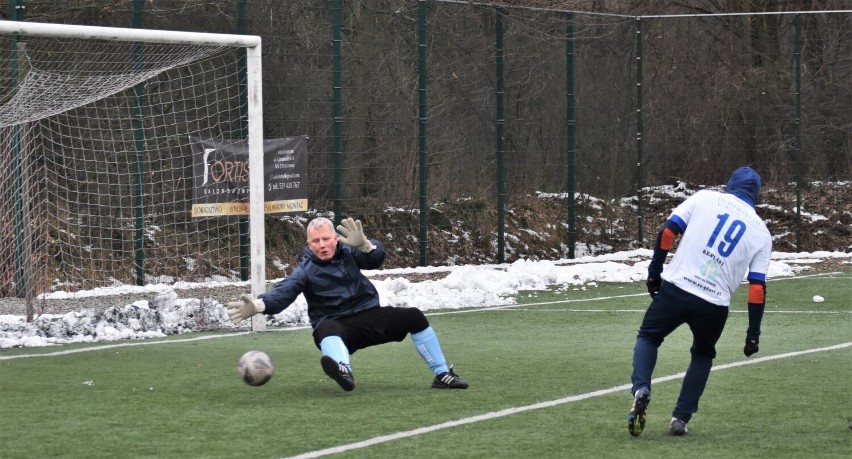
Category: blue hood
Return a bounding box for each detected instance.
[725,166,761,207]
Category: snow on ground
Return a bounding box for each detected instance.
[1,250,849,349]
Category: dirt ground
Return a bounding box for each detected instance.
[2,182,847,317]
[363,181,852,271]
[293,181,851,279]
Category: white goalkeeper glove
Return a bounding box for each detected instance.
[227,294,265,324]
[336,218,375,252]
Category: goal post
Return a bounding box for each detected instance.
[0,21,266,327]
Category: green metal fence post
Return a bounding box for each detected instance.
[495,7,506,264]
[10,0,25,302]
[132,0,146,286]
[417,0,429,266]
[237,0,250,281]
[635,17,645,243]
[332,0,343,226]
[565,12,576,259]
[794,14,803,252]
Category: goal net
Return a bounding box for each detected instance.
[0,22,265,316]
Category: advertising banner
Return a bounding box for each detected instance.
[190,136,308,217]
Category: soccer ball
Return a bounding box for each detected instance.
[237,350,273,386]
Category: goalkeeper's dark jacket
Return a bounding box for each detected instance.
[258,239,386,328]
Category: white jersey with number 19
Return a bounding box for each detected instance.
[661,189,772,306]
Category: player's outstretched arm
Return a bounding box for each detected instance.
[227,294,266,324]
[743,279,766,357]
[336,217,376,252]
[647,219,682,297]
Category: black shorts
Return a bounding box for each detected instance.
[312,307,429,353]
[637,281,729,359]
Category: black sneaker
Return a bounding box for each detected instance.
[627,388,651,437]
[321,355,355,392]
[432,365,468,389]
[669,417,688,436]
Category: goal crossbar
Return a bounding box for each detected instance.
[0,21,267,330]
[0,21,261,48]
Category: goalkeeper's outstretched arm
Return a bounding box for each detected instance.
[227,294,265,324]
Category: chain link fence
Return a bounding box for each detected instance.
[1,1,849,298]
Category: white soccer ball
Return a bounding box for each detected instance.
[812,295,824,303]
[237,350,274,386]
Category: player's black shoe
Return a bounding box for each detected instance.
[669,417,688,436]
[431,365,468,389]
[321,355,355,392]
[627,388,651,437]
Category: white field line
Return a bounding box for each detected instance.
[5,299,843,362]
[282,341,852,459]
[2,270,846,360]
[485,308,849,314]
[0,326,310,361]
[430,270,848,316]
[429,294,850,315]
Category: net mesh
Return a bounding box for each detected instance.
[0,34,247,301]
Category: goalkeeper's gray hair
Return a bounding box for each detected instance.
[307,217,335,234]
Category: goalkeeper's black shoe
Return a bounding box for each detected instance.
[321,355,355,392]
[431,365,468,389]
[627,388,651,437]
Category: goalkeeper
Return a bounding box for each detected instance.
[228,216,468,392]
[627,166,772,437]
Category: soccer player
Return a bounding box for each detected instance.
[227,216,468,392]
[627,166,771,437]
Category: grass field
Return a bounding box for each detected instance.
[1,271,850,458]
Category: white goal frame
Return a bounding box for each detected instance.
[0,21,267,330]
